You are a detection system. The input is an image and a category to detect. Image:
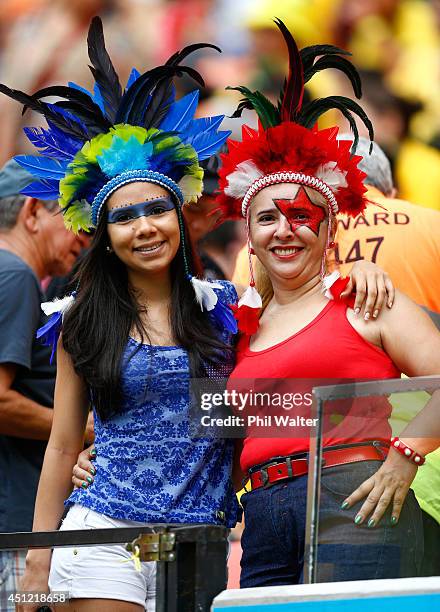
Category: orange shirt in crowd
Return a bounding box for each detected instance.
[232,187,440,313]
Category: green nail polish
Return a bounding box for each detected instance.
[90,449,97,457]
[81,481,88,489]
[90,467,96,476]
[367,518,375,528]
[391,516,398,525]
[340,501,349,510]
[86,476,93,484]
[354,514,363,525]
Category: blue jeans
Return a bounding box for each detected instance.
[240,460,423,587]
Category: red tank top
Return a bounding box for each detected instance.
[229,298,400,472]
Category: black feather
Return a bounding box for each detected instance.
[119,65,205,127]
[165,42,221,66]
[141,78,174,129]
[274,18,304,121]
[87,16,122,122]
[0,83,89,139]
[25,85,111,132]
[298,95,374,151]
[54,101,112,135]
[303,55,362,98]
[300,44,351,74]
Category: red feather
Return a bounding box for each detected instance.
[230,303,261,335]
[216,122,368,223]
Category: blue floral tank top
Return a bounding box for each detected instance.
[67,281,239,527]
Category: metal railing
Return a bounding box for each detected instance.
[0,523,228,612]
[304,375,440,584]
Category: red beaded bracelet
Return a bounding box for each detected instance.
[390,437,425,465]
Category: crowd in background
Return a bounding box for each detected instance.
[1,0,440,219]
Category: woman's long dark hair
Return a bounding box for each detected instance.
[62,208,232,420]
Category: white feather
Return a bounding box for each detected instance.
[190,277,223,311]
[224,161,264,199]
[41,294,75,316]
[322,270,341,299]
[316,162,347,191]
[238,285,262,309]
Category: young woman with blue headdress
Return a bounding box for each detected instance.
[1,17,394,611]
[1,17,242,611]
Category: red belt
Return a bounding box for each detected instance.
[248,443,389,491]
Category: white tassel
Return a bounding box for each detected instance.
[322,270,341,299]
[190,277,223,311]
[41,294,75,317]
[224,161,264,199]
[316,162,347,191]
[238,285,262,309]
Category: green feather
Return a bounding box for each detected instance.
[226,86,280,130]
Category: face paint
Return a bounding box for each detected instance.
[273,187,327,237]
[107,195,175,224]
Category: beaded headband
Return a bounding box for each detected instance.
[91,170,184,226]
[241,171,338,218]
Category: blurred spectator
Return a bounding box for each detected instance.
[184,153,246,280]
[334,136,440,319]
[200,221,246,280]
[0,160,92,611]
[0,0,158,164]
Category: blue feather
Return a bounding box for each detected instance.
[68,81,93,98]
[23,126,76,162]
[159,90,199,132]
[46,103,88,135]
[189,115,224,134]
[126,67,141,90]
[93,83,105,113]
[36,311,62,363]
[21,179,59,199]
[209,299,238,334]
[187,129,231,161]
[46,121,83,157]
[15,155,68,180]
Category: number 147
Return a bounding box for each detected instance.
[335,236,384,264]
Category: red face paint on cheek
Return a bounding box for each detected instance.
[273,188,326,236]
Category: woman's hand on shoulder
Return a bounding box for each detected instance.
[340,261,394,320]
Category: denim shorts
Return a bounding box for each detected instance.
[49,504,156,610]
[240,460,423,587]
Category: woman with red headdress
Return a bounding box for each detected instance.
[218,19,440,586]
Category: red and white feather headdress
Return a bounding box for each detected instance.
[216,19,374,334]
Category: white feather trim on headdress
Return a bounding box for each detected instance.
[316,162,347,191]
[224,161,264,199]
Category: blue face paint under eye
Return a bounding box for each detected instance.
[107,196,175,224]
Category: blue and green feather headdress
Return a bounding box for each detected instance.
[0,16,237,346]
[0,16,230,232]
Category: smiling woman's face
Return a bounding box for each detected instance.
[249,182,330,284]
[106,181,181,278]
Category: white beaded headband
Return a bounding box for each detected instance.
[241,172,339,218]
